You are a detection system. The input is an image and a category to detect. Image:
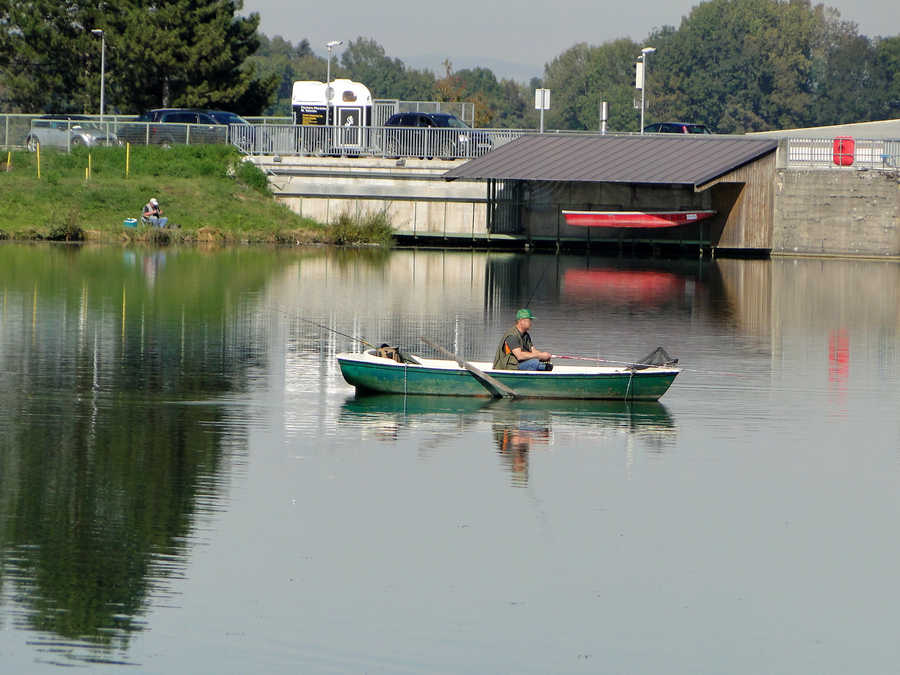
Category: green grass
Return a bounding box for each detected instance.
[0,145,392,246]
[329,210,395,246]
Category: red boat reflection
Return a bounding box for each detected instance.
[563,268,692,306]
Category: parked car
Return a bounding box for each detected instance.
[24,114,119,151]
[117,108,253,146]
[382,112,492,159]
[643,122,712,134]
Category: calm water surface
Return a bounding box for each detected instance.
[0,244,898,673]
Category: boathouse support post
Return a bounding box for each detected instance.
[487,178,494,233]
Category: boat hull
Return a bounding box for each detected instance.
[561,209,716,229]
[337,353,679,401]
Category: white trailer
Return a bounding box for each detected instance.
[291,79,373,153]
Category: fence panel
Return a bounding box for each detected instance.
[230,123,522,159]
[373,100,476,127]
[786,137,898,169]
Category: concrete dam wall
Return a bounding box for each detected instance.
[773,169,899,257]
[258,155,900,258]
[262,156,489,239]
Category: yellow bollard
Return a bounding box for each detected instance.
[5,151,9,172]
[36,143,40,179]
[85,166,89,181]
[126,142,130,178]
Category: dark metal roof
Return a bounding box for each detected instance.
[444,134,777,187]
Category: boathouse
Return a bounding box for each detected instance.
[443,134,778,253]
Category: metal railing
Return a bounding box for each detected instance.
[108,120,230,146]
[0,114,241,150]
[785,138,900,169]
[373,100,476,127]
[230,123,538,159]
[10,111,897,171]
[243,116,293,126]
[0,114,139,150]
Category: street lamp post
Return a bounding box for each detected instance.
[639,46,655,134]
[91,29,105,122]
[325,40,343,127]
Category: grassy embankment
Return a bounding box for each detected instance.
[0,144,393,245]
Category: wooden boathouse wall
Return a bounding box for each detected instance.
[700,151,776,251]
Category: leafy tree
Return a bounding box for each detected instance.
[647,0,851,132]
[453,68,503,126]
[435,59,466,103]
[873,36,900,119]
[340,37,401,98]
[493,79,536,128]
[340,37,436,100]
[812,18,879,125]
[543,39,640,131]
[249,35,326,115]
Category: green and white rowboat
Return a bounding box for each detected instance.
[337,350,680,401]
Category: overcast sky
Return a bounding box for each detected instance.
[242,0,899,80]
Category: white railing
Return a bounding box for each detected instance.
[373,100,476,127]
[0,114,137,150]
[785,138,900,169]
[230,124,537,159]
[1,115,241,150]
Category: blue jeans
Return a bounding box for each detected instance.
[517,358,549,371]
[147,216,168,228]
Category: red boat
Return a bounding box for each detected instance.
[561,209,716,229]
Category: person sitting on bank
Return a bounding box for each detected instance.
[493,308,553,371]
[142,197,168,228]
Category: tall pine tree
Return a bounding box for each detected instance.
[0,0,275,114]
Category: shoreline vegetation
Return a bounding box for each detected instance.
[0,145,394,247]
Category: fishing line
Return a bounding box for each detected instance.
[524,263,549,308]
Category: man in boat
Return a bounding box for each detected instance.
[492,308,553,371]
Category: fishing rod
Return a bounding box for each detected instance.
[551,352,743,377]
[298,316,377,350]
[267,304,378,350]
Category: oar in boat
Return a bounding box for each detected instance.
[419,337,519,400]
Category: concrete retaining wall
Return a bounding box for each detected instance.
[259,156,489,237]
[773,169,900,257]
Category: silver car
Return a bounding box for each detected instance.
[24,114,119,151]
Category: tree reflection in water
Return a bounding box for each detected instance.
[0,244,292,665]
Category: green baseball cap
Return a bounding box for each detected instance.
[516,308,535,320]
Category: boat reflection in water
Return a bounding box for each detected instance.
[562,267,697,308]
[340,395,677,485]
